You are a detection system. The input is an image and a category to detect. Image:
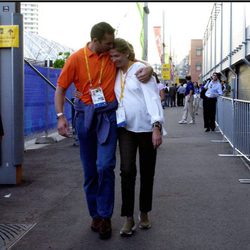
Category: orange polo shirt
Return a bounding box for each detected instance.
[57,44,117,104]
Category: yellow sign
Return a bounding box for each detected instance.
[176,75,180,84]
[162,64,170,80]
[0,25,19,48]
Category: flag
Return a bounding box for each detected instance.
[136,2,144,59]
[153,26,163,63]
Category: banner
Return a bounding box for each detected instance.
[136,2,144,59]
[153,26,162,63]
[162,64,170,80]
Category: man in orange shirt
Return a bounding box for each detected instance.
[54,22,152,240]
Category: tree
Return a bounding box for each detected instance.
[53,52,70,68]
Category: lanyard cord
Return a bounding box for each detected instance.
[84,47,104,89]
[119,61,134,103]
[119,71,125,103]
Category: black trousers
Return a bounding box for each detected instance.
[178,94,184,106]
[203,97,217,130]
[118,128,157,217]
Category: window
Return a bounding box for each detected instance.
[196,63,202,71]
[196,48,202,56]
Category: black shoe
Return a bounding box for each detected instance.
[99,218,112,240]
[205,128,210,132]
[91,217,102,232]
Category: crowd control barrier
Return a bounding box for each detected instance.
[216,96,250,162]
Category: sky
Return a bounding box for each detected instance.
[38,2,214,64]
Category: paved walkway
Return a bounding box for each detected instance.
[1,106,250,250]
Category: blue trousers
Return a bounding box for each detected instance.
[75,110,117,219]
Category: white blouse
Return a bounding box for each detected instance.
[114,62,165,133]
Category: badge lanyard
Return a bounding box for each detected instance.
[118,61,134,104]
[116,61,134,127]
[83,47,107,108]
[83,47,104,88]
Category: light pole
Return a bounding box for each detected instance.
[143,2,149,61]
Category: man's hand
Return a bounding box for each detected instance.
[152,128,162,149]
[135,66,153,83]
[57,116,71,137]
[75,90,82,99]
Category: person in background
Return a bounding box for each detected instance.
[203,72,223,132]
[110,38,165,237]
[164,83,170,107]
[177,83,186,106]
[222,80,231,97]
[178,75,195,124]
[193,82,201,115]
[54,22,153,240]
[169,83,177,107]
[153,72,166,109]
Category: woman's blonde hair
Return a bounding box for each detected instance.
[113,38,135,61]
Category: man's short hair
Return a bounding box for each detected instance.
[90,22,115,41]
[185,75,191,81]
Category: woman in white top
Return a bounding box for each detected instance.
[203,72,223,132]
[109,38,165,236]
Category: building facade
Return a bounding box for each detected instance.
[188,39,203,83]
[177,56,189,82]
[21,3,39,34]
[202,2,250,100]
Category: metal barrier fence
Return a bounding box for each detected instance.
[216,96,250,162]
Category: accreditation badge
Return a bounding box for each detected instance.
[90,87,107,108]
[116,105,126,127]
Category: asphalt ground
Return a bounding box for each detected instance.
[1,106,250,250]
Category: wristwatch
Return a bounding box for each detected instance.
[56,112,64,119]
[152,121,162,132]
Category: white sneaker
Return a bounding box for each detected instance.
[120,218,136,236]
[178,120,187,124]
[138,213,151,229]
[189,120,195,124]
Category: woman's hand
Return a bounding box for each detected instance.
[152,128,162,149]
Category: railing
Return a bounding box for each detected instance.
[216,96,250,162]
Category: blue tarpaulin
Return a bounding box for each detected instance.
[24,64,74,136]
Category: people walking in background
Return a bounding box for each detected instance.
[110,38,165,237]
[177,83,186,106]
[203,72,223,132]
[54,22,153,240]
[222,80,231,97]
[193,82,201,115]
[178,75,195,124]
[153,72,166,109]
[169,83,177,107]
[164,83,170,107]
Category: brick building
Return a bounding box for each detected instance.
[188,39,203,83]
